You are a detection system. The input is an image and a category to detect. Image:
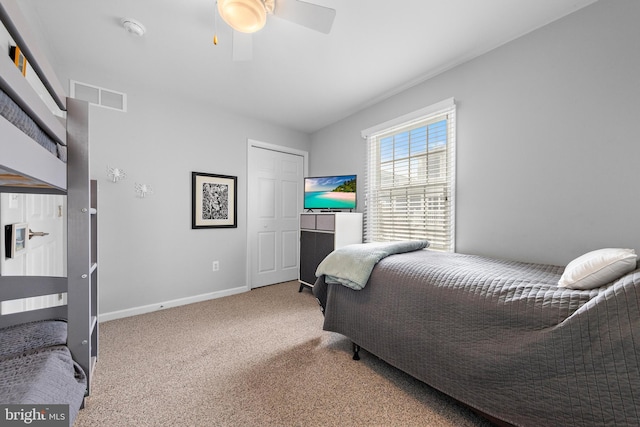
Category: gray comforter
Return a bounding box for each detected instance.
[313,250,640,427]
[0,88,64,160]
[0,321,87,426]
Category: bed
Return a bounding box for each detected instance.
[0,320,87,421]
[0,1,96,425]
[313,246,640,427]
[0,0,67,192]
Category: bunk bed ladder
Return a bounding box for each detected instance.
[66,98,98,396]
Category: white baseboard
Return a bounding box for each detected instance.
[99,285,249,322]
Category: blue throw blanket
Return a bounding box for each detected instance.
[315,240,429,290]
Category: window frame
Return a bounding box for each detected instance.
[361,98,456,251]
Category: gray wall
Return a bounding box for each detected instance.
[53,64,310,317]
[309,0,640,266]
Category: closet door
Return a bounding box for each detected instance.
[248,144,304,288]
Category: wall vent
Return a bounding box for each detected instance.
[70,80,127,112]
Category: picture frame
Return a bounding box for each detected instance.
[4,223,28,258]
[9,45,27,76]
[191,172,237,229]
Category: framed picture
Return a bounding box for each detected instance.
[4,223,28,258]
[9,45,27,76]
[192,172,237,229]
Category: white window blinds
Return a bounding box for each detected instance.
[362,98,456,251]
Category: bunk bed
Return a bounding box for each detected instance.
[0,1,97,425]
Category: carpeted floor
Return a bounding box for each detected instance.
[74,281,493,426]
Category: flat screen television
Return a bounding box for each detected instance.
[304,174,356,211]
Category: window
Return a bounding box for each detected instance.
[362,98,456,251]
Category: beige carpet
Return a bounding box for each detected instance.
[75,281,493,427]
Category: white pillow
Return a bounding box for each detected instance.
[558,248,638,290]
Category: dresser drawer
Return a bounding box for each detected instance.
[300,214,317,230]
[316,214,335,231]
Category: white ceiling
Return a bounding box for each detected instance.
[19,0,597,134]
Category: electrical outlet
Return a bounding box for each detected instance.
[212,260,220,272]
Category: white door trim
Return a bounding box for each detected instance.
[246,139,309,290]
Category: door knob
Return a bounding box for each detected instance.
[28,229,50,239]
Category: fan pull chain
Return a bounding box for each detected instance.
[213,1,219,45]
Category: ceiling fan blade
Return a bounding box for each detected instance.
[274,0,336,34]
[232,31,253,61]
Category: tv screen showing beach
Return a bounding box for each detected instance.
[304,175,356,209]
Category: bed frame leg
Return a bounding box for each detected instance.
[352,342,361,360]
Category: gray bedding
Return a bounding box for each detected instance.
[0,319,68,357]
[313,249,640,427]
[0,321,87,426]
[0,88,65,161]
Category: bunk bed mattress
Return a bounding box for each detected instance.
[0,347,86,411]
[0,87,64,161]
[0,321,86,424]
[314,250,640,427]
[0,319,67,357]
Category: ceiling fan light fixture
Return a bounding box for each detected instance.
[217,0,267,33]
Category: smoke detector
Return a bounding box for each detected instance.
[121,18,146,36]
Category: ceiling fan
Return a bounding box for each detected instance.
[215,0,336,61]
